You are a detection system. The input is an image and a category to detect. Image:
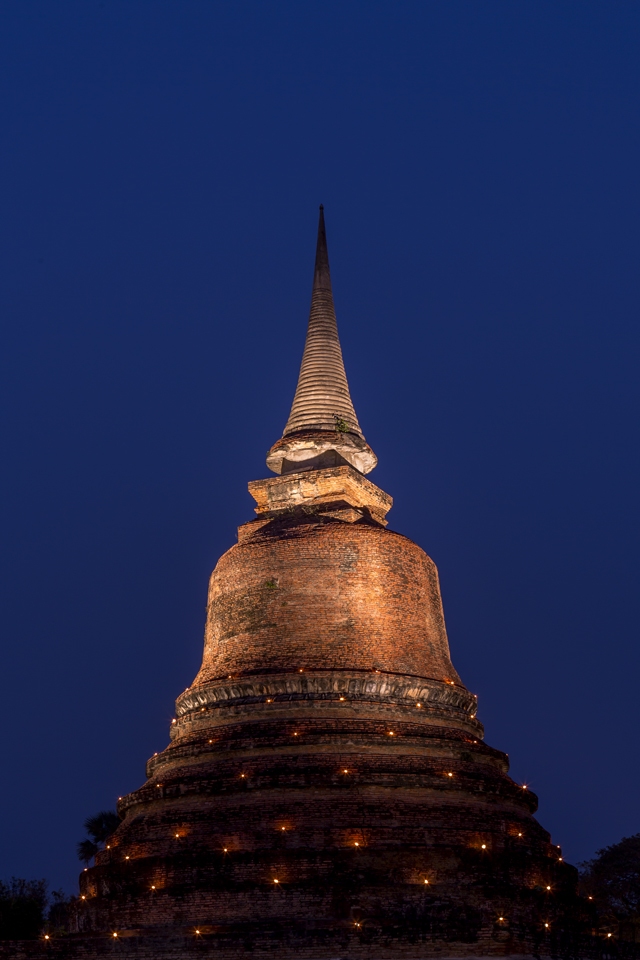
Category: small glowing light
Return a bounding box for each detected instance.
[447,772,453,777]
[266,698,273,703]
[223,848,228,852]
[588,896,593,900]
[151,885,156,890]
[354,842,359,847]
[388,731,395,736]
[343,769,349,773]
[293,732,298,736]
[299,669,303,673]
[281,827,286,831]
[518,833,523,837]
[172,719,176,724]
[195,929,200,935]
[118,797,122,800]
[228,675,232,678]
[201,707,205,712]
[416,703,421,707]
[544,923,549,929]
[106,845,110,849]
[424,879,429,884]
[546,886,551,891]
[339,697,345,701]
[175,833,180,838]
[209,739,213,743]
[154,752,158,756]
[608,933,612,938]
[558,857,563,862]
[273,879,279,884]
[481,844,487,849]
[113,932,118,938]
[498,917,504,922]
[81,895,86,900]
[125,856,130,860]
[240,773,246,778]
[84,868,87,872]
[522,785,527,790]
[44,935,50,940]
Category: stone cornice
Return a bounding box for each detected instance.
[174,670,480,728]
[248,463,392,524]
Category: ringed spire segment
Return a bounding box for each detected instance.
[267,207,377,476]
[283,205,361,437]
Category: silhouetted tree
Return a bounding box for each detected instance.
[83,810,120,845]
[77,839,99,865]
[581,833,640,919]
[0,878,47,940]
[47,889,75,936]
[77,809,120,865]
[580,832,640,944]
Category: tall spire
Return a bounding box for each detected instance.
[283,206,362,437]
[266,207,377,476]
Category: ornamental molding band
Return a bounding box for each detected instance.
[172,671,479,720]
[7,208,593,959]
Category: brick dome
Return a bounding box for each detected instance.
[193,520,463,686]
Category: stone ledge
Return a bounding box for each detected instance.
[175,671,478,721]
[248,465,393,525]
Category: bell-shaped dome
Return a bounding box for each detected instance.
[194,519,462,687]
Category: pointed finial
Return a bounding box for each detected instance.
[312,205,331,294]
[266,208,377,475]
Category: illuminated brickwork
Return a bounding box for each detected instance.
[196,517,461,683]
[59,471,581,957]
[0,211,589,958]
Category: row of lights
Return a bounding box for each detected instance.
[102,853,564,884]
[155,765,486,780]
[195,730,484,754]
[51,920,596,943]
[109,821,539,852]
[100,821,550,862]
[134,780,514,835]
[81,865,570,908]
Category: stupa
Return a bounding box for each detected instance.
[20,209,586,957]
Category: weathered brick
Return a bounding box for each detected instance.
[53,486,580,958]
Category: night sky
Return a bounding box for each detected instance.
[1,1,639,893]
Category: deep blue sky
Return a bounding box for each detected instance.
[1,1,639,893]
